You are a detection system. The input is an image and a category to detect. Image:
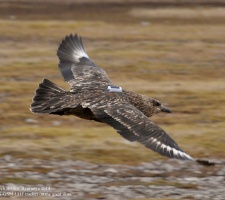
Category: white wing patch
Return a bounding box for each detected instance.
[73,48,89,62]
[149,137,193,160]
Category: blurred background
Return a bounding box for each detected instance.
[0,0,225,199]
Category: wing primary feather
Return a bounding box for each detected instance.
[57,34,89,63]
[57,34,113,89]
[91,104,194,161]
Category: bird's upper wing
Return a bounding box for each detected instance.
[57,34,113,91]
[90,103,193,160]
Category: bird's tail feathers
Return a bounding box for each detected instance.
[30,79,66,114]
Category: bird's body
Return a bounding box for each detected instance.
[31,34,196,161]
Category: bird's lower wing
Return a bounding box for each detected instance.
[91,104,193,160]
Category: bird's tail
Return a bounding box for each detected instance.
[30,79,67,114]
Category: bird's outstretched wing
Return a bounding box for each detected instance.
[57,34,113,91]
[91,104,193,160]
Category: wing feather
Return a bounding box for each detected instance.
[57,34,112,90]
[91,104,193,160]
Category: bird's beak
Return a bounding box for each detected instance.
[160,105,172,113]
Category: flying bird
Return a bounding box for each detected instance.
[30,34,213,165]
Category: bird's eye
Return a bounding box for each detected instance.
[154,101,161,106]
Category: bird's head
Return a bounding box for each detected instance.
[140,95,172,117]
[151,99,172,114]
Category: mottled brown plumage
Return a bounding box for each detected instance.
[31,34,195,161]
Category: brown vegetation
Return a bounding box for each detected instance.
[0,0,225,166]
